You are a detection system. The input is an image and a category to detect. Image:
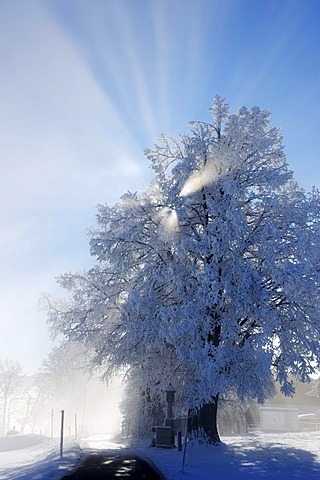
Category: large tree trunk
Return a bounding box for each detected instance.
[189,394,220,445]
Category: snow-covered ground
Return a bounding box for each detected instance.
[0,435,82,480]
[142,432,320,479]
[0,431,319,479]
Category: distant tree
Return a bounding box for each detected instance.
[306,378,320,398]
[47,97,320,444]
[17,373,54,435]
[39,342,87,401]
[119,365,166,438]
[38,342,92,432]
[217,390,252,435]
[0,359,22,435]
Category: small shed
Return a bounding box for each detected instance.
[259,406,299,432]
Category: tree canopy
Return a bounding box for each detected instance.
[48,97,320,443]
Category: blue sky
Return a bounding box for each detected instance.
[0,0,319,373]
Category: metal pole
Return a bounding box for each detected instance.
[181,410,190,473]
[60,410,65,458]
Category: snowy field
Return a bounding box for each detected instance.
[0,431,319,479]
[0,435,82,480]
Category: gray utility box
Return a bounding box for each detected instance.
[155,426,175,448]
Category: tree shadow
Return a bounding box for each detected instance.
[212,439,320,479]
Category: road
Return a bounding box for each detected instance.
[61,452,164,479]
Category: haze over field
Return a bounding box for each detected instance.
[0,0,319,373]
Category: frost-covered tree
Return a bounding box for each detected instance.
[18,374,51,434]
[119,366,165,438]
[306,377,320,398]
[217,390,251,435]
[0,359,22,435]
[48,97,320,444]
[38,342,93,433]
[39,342,88,402]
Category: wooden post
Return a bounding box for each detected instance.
[177,430,182,451]
[51,409,54,438]
[60,410,65,458]
[75,414,78,440]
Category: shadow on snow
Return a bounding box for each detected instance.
[184,438,320,479]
